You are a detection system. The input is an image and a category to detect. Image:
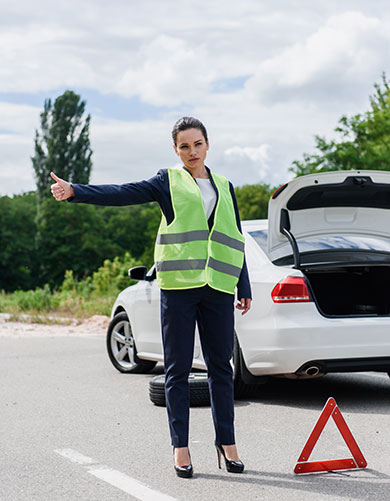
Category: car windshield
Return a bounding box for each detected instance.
[248,230,390,257]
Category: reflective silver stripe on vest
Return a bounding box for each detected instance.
[156,259,207,272]
[208,257,242,278]
[156,230,209,245]
[210,230,245,252]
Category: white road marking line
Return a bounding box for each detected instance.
[54,448,178,501]
[54,448,96,465]
[89,466,177,501]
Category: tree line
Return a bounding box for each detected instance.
[0,184,273,293]
[1,74,390,293]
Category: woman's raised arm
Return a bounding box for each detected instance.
[49,169,167,207]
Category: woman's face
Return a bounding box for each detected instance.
[174,128,209,171]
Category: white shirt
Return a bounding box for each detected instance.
[195,178,217,220]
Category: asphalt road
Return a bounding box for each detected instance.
[1,333,390,501]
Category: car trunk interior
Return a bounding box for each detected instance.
[303,265,390,317]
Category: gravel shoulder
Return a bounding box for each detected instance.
[0,313,110,337]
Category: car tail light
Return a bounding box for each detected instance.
[271,276,311,303]
[271,183,288,199]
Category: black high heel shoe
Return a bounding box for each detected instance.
[215,442,244,473]
[173,447,193,478]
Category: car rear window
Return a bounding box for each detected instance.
[248,230,390,256]
[248,230,268,254]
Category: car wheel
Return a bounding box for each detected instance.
[149,373,210,407]
[233,333,259,398]
[106,312,157,374]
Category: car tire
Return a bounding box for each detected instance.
[149,373,210,407]
[106,312,157,374]
[233,333,259,398]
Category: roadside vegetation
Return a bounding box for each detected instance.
[0,252,139,320]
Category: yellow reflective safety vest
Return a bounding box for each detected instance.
[154,167,245,294]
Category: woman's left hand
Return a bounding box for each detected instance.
[236,298,251,315]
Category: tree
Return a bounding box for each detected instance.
[0,192,38,291]
[290,73,390,177]
[32,90,92,205]
[234,184,274,220]
[35,198,118,288]
[34,200,161,290]
[103,203,161,267]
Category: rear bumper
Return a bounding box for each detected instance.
[237,302,390,376]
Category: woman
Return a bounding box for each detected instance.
[50,116,252,478]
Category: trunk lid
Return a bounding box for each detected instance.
[268,170,390,266]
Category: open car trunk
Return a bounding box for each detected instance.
[267,171,390,317]
[303,265,390,317]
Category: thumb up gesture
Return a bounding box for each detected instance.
[50,172,74,201]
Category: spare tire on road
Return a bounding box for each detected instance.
[149,373,210,407]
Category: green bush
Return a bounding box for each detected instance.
[12,284,54,312]
[0,289,14,313]
[91,251,138,296]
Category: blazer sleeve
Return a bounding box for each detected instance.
[67,169,167,206]
[229,182,252,300]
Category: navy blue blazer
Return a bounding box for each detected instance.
[68,165,252,299]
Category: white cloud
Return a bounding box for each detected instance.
[114,35,216,106]
[1,2,390,197]
[0,1,318,101]
[0,102,40,133]
[89,116,174,182]
[0,25,97,93]
[0,102,40,195]
[225,145,270,164]
[245,11,390,105]
[224,145,270,182]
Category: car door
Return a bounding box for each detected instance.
[131,265,202,361]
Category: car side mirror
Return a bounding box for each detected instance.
[128,266,148,281]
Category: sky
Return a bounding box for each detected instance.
[1,0,390,197]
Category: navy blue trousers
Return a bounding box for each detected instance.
[160,284,235,448]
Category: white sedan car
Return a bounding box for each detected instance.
[106,170,390,395]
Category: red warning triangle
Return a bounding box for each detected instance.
[294,397,367,474]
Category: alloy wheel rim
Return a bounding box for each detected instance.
[110,320,136,369]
